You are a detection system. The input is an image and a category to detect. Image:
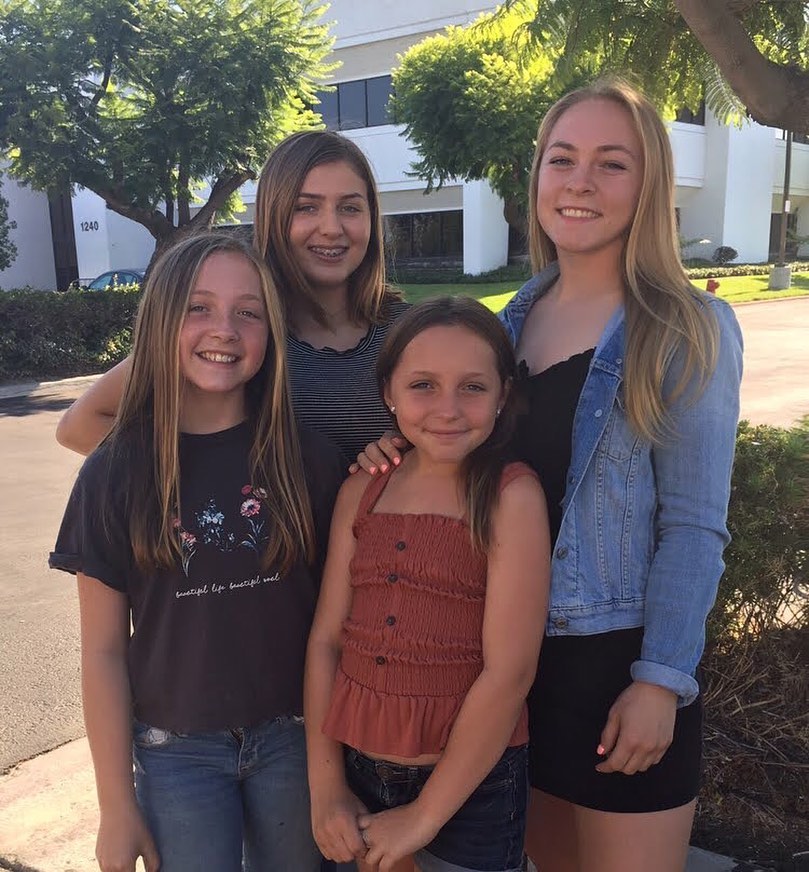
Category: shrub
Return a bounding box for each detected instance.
[696,419,809,866]
[0,285,141,381]
[712,245,739,266]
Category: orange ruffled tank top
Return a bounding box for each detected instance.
[322,462,536,758]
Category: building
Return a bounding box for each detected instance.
[1,0,807,289]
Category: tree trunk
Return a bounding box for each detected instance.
[675,0,809,134]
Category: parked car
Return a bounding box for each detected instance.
[69,268,145,291]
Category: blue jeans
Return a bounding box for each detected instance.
[345,745,528,872]
[132,716,320,872]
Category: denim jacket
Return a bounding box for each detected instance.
[500,264,743,705]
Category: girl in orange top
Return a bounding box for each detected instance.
[305,297,551,872]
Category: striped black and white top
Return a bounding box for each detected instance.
[286,299,409,464]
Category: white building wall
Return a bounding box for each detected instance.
[677,115,775,264]
[327,0,495,47]
[0,170,57,291]
[71,189,155,280]
[106,210,156,272]
[3,1,804,284]
[463,180,509,274]
[71,188,113,281]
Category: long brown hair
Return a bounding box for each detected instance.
[376,296,519,552]
[103,232,315,573]
[528,76,719,442]
[253,130,393,330]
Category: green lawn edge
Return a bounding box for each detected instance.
[397,273,809,312]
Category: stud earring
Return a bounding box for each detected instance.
[389,405,396,414]
[496,408,502,418]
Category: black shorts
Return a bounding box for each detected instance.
[527,627,702,813]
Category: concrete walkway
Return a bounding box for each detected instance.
[0,741,752,872]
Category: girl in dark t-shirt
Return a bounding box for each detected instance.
[50,233,344,872]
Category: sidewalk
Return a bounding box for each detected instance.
[0,738,752,872]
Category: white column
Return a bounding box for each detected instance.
[462,179,509,275]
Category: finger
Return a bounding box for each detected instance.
[357,812,373,829]
[365,443,393,472]
[596,736,632,773]
[355,452,379,475]
[375,439,402,470]
[597,709,621,758]
[348,462,359,475]
[343,821,366,858]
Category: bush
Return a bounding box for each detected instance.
[695,419,809,867]
[712,245,739,266]
[0,285,141,381]
[711,420,809,641]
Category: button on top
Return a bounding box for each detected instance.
[385,615,396,626]
[553,617,568,629]
[555,546,568,560]
[387,573,398,583]
[395,540,406,551]
[375,655,387,665]
[594,409,603,418]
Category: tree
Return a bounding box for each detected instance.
[0,177,18,272]
[390,9,572,232]
[0,0,333,266]
[500,0,809,133]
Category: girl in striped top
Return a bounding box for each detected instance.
[56,131,407,463]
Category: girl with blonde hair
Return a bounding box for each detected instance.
[501,76,743,872]
[51,233,344,871]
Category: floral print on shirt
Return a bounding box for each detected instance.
[174,484,270,577]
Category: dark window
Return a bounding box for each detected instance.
[675,101,706,126]
[366,75,393,126]
[315,75,393,131]
[338,80,366,130]
[385,211,463,261]
[318,90,339,130]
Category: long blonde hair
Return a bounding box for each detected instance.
[106,232,315,573]
[254,130,393,330]
[528,77,719,442]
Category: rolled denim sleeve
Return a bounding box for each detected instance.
[630,297,743,705]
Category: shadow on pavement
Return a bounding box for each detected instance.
[0,395,75,418]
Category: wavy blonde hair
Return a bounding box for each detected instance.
[528,76,719,442]
[254,130,393,331]
[105,232,315,573]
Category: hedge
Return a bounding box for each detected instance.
[0,286,141,381]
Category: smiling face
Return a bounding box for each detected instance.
[178,251,269,424]
[536,98,643,262]
[384,325,507,469]
[288,159,373,298]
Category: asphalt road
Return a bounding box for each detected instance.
[0,297,807,774]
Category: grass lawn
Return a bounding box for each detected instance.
[397,272,809,312]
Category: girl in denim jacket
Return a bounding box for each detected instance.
[360,78,742,872]
[499,78,743,872]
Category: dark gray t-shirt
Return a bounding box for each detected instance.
[50,422,344,732]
